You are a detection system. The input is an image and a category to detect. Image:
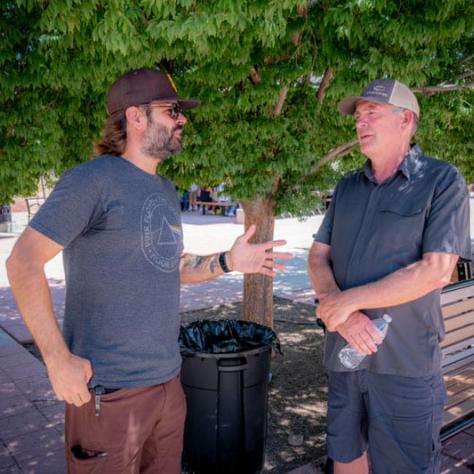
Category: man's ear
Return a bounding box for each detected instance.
[124,106,147,131]
[401,109,413,130]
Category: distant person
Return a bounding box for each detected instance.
[307,79,471,473]
[7,67,292,474]
[189,183,199,211]
[199,186,214,213]
[180,188,189,211]
[217,184,237,217]
[199,186,212,202]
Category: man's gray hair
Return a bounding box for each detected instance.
[392,106,419,139]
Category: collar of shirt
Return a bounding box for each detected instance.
[361,143,424,183]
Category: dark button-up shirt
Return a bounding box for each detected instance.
[315,144,471,376]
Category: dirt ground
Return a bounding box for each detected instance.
[180,296,328,474]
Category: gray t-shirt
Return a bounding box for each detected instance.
[315,145,471,376]
[31,155,183,388]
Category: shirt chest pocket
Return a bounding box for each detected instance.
[377,202,426,249]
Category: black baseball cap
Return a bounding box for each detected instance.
[107,68,200,115]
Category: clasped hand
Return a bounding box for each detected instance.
[317,292,382,354]
[316,291,355,331]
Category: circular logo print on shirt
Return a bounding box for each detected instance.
[141,193,183,272]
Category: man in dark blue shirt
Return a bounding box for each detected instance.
[308,79,471,473]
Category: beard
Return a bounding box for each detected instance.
[141,118,183,161]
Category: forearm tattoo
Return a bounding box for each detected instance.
[181,254,221,275]
[209,255,219,274]
[190,256,205,269]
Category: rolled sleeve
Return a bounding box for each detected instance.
[422,167,471,260]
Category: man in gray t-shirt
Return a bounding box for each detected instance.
[7,68,291,473]
[308,79,470,473]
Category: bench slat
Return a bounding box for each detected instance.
[442,300,474,318]
[440,326,474,348]
[445,386,474,411]
[445,366,474,391]
[442,336,474,356]
[443,398,474,426]
[449,364,474,379]
[441,285,474,305]
[195,201,235,207]
[442,351,474,375]
[444,311,474,332]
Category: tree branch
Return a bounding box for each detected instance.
[312,139,359,172]
[290,138,359,191]
[273,1,310,112]
[291,31,302,46]
[273,85,289,116]
[458,53,474,66]
[249,66,261,85]
[412,82,474,96]
[291,2,309,45]
[457,71,474,81]
[316,67,334,102]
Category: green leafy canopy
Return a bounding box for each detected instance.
[1,0,473,210]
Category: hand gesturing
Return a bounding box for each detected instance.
[229,225,293,276]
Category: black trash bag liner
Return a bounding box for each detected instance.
[179,319,281,354]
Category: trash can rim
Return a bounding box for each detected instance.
[180,344,272,359]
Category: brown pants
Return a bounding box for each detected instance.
[65,375,186,474]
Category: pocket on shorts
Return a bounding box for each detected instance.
[389,374,442,471]
[68,445,108,473]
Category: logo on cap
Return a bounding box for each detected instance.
[166,73,178,94]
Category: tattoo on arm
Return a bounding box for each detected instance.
[181,254,222,276]
[209,255,219,274]
[190,256,205,269]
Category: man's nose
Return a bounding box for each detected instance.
[177,113,187,126]
[355,117,367,129]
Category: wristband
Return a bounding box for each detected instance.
[218,252,231,273]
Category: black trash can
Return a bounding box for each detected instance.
[179,320,280,474]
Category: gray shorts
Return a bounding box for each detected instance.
[326,370,446,473]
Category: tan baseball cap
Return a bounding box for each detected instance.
[338,79,419,118]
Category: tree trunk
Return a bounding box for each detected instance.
[241,195,276,328]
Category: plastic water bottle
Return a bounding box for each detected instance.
[338,314,392,369]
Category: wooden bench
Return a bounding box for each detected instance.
[25,196,46,222]
[195,201,237,216]
[440,278,474,440]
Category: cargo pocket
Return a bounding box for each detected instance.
[68,445,108,473]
